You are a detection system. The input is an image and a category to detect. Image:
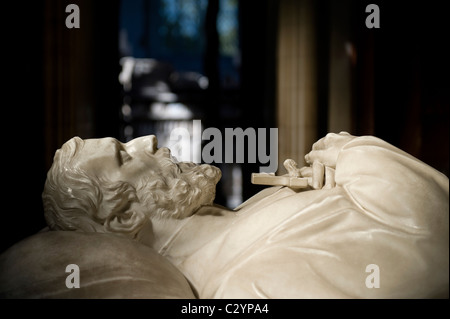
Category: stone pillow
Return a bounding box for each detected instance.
[0,231,196,298]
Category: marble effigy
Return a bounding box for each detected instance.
[0,133,448,298]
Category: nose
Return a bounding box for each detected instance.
[125,135,158,155]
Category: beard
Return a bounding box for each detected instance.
[135,160,221,219]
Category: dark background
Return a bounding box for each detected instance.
[1,0,448,253]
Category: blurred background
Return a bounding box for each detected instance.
[1,0,448,253]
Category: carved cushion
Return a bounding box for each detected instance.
[0,231,196,298]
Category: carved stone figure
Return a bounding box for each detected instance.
[0,133,448,298]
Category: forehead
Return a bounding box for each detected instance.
[81,137,119,155]
[73,137,120,168]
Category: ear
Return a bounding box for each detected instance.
[105,207,147,237]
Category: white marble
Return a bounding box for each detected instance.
[0,132,448,298]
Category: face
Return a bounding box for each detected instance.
[73,135,221,217]
[75,135,162,184]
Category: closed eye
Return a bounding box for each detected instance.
[119,149,132,165]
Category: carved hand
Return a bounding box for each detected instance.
[301,132,356,189]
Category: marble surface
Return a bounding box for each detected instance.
[0,133,448,298]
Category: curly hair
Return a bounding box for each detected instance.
[42,137,144,237]
[42,136,219,236]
